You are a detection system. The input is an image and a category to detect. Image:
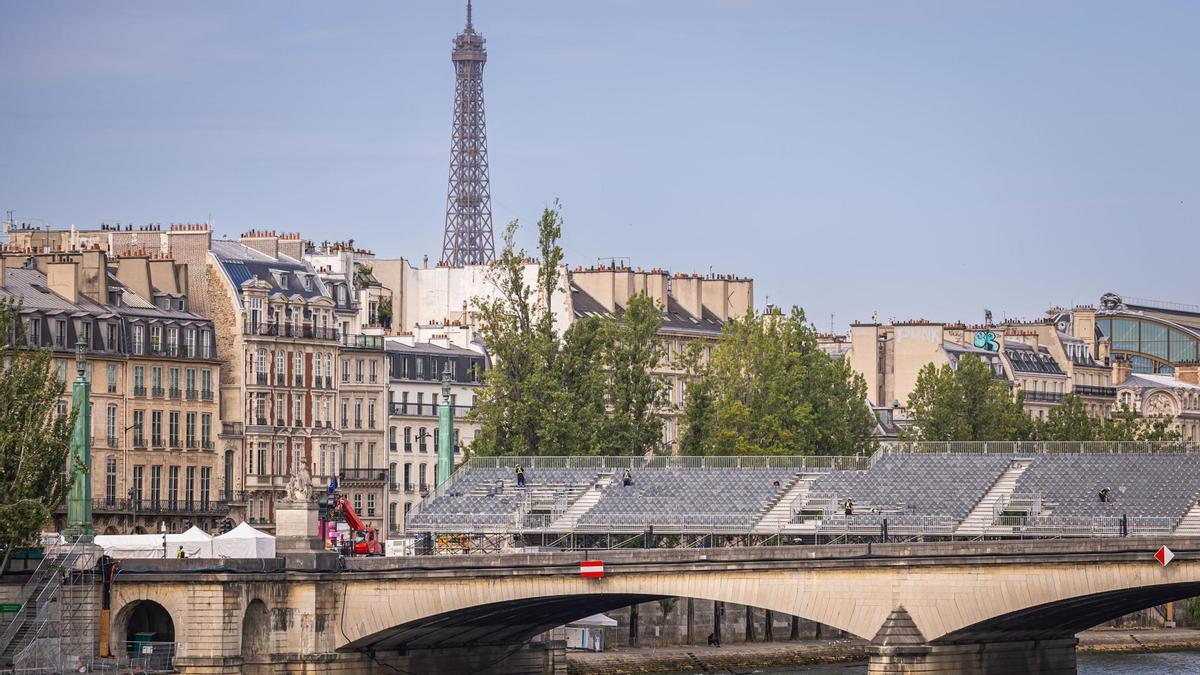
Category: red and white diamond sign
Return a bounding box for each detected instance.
[1155,545,1175,567]
[580,560,605,578]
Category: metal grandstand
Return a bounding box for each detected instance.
[406,442,1200,552]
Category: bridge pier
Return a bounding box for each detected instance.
[868,606,1077,674]
[869,638,1077,674]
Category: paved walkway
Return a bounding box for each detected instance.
[565,629,1200,674]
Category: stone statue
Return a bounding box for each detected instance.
[284,466,313,503]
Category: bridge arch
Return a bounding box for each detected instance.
[937,581,1200,645]
[111,599,175,657]
[336,570,875,653]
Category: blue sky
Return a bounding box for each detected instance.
[1,1,1197,329]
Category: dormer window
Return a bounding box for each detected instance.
[25,319,40,347]
[270,269,287,288]
[301,275,313,291]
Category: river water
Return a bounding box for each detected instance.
[662,650,1200,673]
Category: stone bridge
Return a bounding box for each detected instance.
[107,538,1200,674]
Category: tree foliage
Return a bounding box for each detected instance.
[1037,394,1095,441]
[0,299,74,561]
[908,357,1185,443]
[906,355,1033,441]
[469,203,665,456]
[679,307,877,456]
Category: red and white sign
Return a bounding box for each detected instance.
[1155,545,1175,567]
[579,560,605,578]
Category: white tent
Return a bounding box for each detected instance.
[168,526,214,558]
[94,526,215,559]
[213,522,275,559]
[93,533,172,559]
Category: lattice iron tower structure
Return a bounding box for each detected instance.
[441,0,495,267]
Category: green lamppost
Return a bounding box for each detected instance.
[436,363,454,489]
[65,337,94,541]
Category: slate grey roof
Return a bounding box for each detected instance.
[385,339,481,358]
[211,239,329,307]
[1004,342,1066,375]
[1,268,113,317]
[1118,373,1200,391]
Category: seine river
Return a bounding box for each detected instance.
[661,650,1200,673]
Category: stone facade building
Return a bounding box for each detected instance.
[385,328,484,535]
[207,234,343,533]
[0,246,227,534]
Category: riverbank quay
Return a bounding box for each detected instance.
[564,628,1200,673]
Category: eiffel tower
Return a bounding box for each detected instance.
[440,0,495,267]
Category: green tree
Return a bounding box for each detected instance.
[470,206,566,456]
[906,355,1032,441]
[680,307,876,455]
[598,293,666,456]
[1094,404,1182,442]
[0,299,74,568]
[1039,395,1095,441]
[469,203,667,456]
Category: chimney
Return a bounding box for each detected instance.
[1177,363,1200,386]
[1073,306,1096,344]
[1113,357,1132,387]
[570,269,616,312]
[240,229,279,259]
[279,232,304,261]
[116,254,153,301]
[701,277,730,322]
[149,257,180,294]
[671,275,703,319]
[47,256,80,304]
[78,249,108,305]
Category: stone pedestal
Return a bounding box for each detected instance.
[275,500,337,570]
[869,638,1078,674]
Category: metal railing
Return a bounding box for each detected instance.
[462,455,874,471]
[342,333,384,349]
[878,441,1200,455]
[389,403,475,418]
[340,469,388,482]
[1074,385,1117,398]
[89,497,231,515]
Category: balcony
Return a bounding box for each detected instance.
[404,483,415,493]
[1074,385,1117,398]
[221,422,244,437]
[133,385,147,397]
[1023,390,1065,404]
[168,438,181,449]
[201,390,214,401]
[186,389,198,401]
[243,324,340,342]
[106,435,118,447]
[168,388,182,400]
[88,497,233,516]
[152,437,164,449]
[133,436,147,449]
[389,442,397,452]
[152,386,165,398]
[186,440,198,449]
[340,468,387,483]
[389,403,474,419]
[201,441,213,450]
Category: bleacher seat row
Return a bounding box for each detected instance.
[406,453,1200,535]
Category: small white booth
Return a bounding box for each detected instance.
[564,614,617,652]
[213,522,276,559]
